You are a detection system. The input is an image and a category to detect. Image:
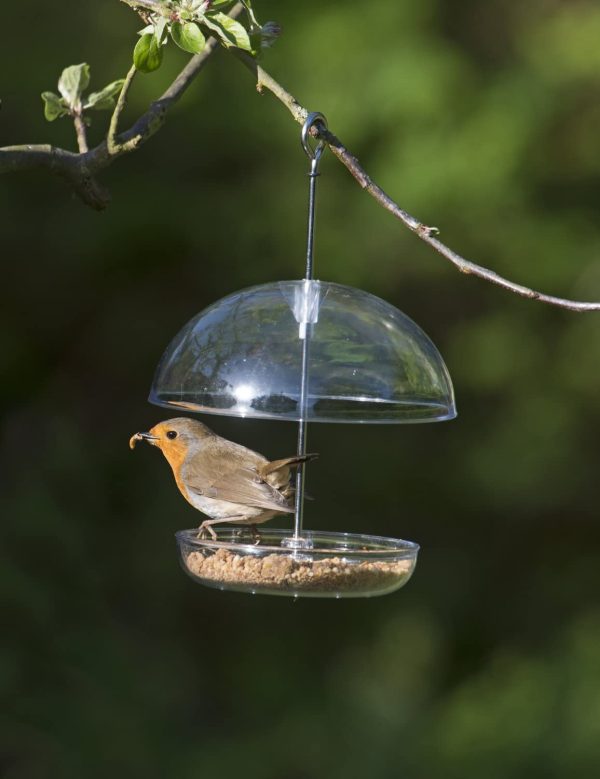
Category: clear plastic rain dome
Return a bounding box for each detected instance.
[149,280,456,424]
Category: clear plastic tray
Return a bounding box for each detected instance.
[176,528,419,598]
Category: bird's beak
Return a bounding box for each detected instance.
[129,432,159,450]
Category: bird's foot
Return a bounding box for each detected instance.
[197,521,217,541]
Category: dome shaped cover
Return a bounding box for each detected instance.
[150,281,456,423]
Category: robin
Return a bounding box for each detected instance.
[130,417,317,540]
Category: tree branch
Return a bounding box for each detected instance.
[233,51,600,312]
[0,3,244,209]
[0,4,598,312]
[0,143,109,207]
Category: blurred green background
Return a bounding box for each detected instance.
[2,1,600,777]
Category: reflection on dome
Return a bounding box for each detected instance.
[149,280,456,424]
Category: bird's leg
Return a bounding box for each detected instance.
[197,516,247,541]
[197,520,218,540]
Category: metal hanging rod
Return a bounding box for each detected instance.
[293,111,328,542]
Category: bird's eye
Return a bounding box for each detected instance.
[166,430,178,440]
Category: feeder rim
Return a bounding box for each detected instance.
[175,528,420,559]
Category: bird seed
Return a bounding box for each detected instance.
[184,548,413,594]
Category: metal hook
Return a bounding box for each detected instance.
[301,111,328,173]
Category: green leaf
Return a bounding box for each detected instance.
[41,91,68,121]
[204,12,252,51]
[84,79,125,111]
[249,30,262,55]
[171,21,206,54]
[208,1,236,8]
[133,33,163,73]
[58,63,90,108]
[154,17,167,44]
[240,0,260,28]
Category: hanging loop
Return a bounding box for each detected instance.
[301,111,328,173]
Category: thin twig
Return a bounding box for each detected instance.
[108,64,137,155]
[73,113,89,153]
[233,51,600,313]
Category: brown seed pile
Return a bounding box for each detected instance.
[184,548,413,594]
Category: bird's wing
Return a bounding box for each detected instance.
[182,459,293,513]
[211,468,294,511]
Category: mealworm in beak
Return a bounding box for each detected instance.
[129,433,143,450]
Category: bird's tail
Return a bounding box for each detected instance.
[260,452,318,477]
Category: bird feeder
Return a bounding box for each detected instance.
[151,113,456,598]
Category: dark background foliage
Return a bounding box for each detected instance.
[2,1,600,777]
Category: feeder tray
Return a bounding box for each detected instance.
[176,528,419,598]
[149,113,455,598]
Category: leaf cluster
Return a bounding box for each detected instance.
[41,63,124,123]
[132,0,270,73]
[40,3,280,128]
